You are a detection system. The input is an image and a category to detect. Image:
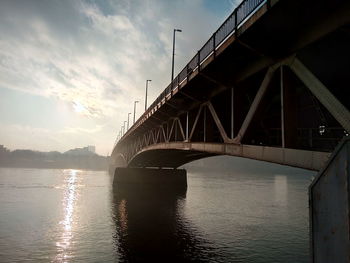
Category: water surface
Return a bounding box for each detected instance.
[0,157,313,262]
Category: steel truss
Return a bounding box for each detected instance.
[114,56,350,170]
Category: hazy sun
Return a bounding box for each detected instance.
[72,101,86,114]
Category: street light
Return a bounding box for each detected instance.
[133,100,139,124]
[127,112,131,130]
[145,79,152,111]
[171,28,182,84]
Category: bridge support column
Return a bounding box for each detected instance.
[309,137,350,263]
[113,167,187,189]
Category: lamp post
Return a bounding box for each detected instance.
[145,79,152,111]
[133,100,139,124]
[171,29,182,83]
[123,121,127,135]
[127,112,131,130]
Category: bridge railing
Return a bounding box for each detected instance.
[119,0,268,143]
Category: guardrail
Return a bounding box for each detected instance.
[119,0,268,143]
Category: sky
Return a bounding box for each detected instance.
[0,0,240,156]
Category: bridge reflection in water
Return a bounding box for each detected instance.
[112,183,221,262]
[110,163,314,263]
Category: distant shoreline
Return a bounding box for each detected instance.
[0,146,110,171]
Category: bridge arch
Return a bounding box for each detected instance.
[127,144,216,169]
[126,142,329,171]
[111,152,128,168]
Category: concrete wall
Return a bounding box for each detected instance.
[309,138,350,263]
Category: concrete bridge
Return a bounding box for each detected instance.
[111,0,350,262]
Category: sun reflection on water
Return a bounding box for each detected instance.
[54,169,79,262]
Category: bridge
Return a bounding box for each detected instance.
[111,0,350,261]
[112,0,349,170]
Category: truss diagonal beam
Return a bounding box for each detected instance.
[161,125,167,142]
[168,119,176,141]
[176,118,186,141]
[289,58,350,133]
[234,66,276,143]
[206,102,231,143]
[189,105,204,140]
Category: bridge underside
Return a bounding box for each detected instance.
[128,148,215,169]
[128,142,329,171]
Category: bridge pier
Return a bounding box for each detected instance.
[309,138,350,263]
[113,167,187,189]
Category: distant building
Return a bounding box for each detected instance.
[87,145,95,153]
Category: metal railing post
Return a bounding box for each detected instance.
[234,10,238,31]
[186,64,189,82]
[197,51,200,72]
[213,34,216,58]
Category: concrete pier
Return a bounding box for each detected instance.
[113,167,187,189]
[309,138,350,263]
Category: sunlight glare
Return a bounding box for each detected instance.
[72,101,86,114]
[55,169,80,262]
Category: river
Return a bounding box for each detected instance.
[0,156,314,262]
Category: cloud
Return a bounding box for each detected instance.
[0,0,237,154]
[61,124,105,134]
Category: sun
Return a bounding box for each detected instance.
[72,101,86,114]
